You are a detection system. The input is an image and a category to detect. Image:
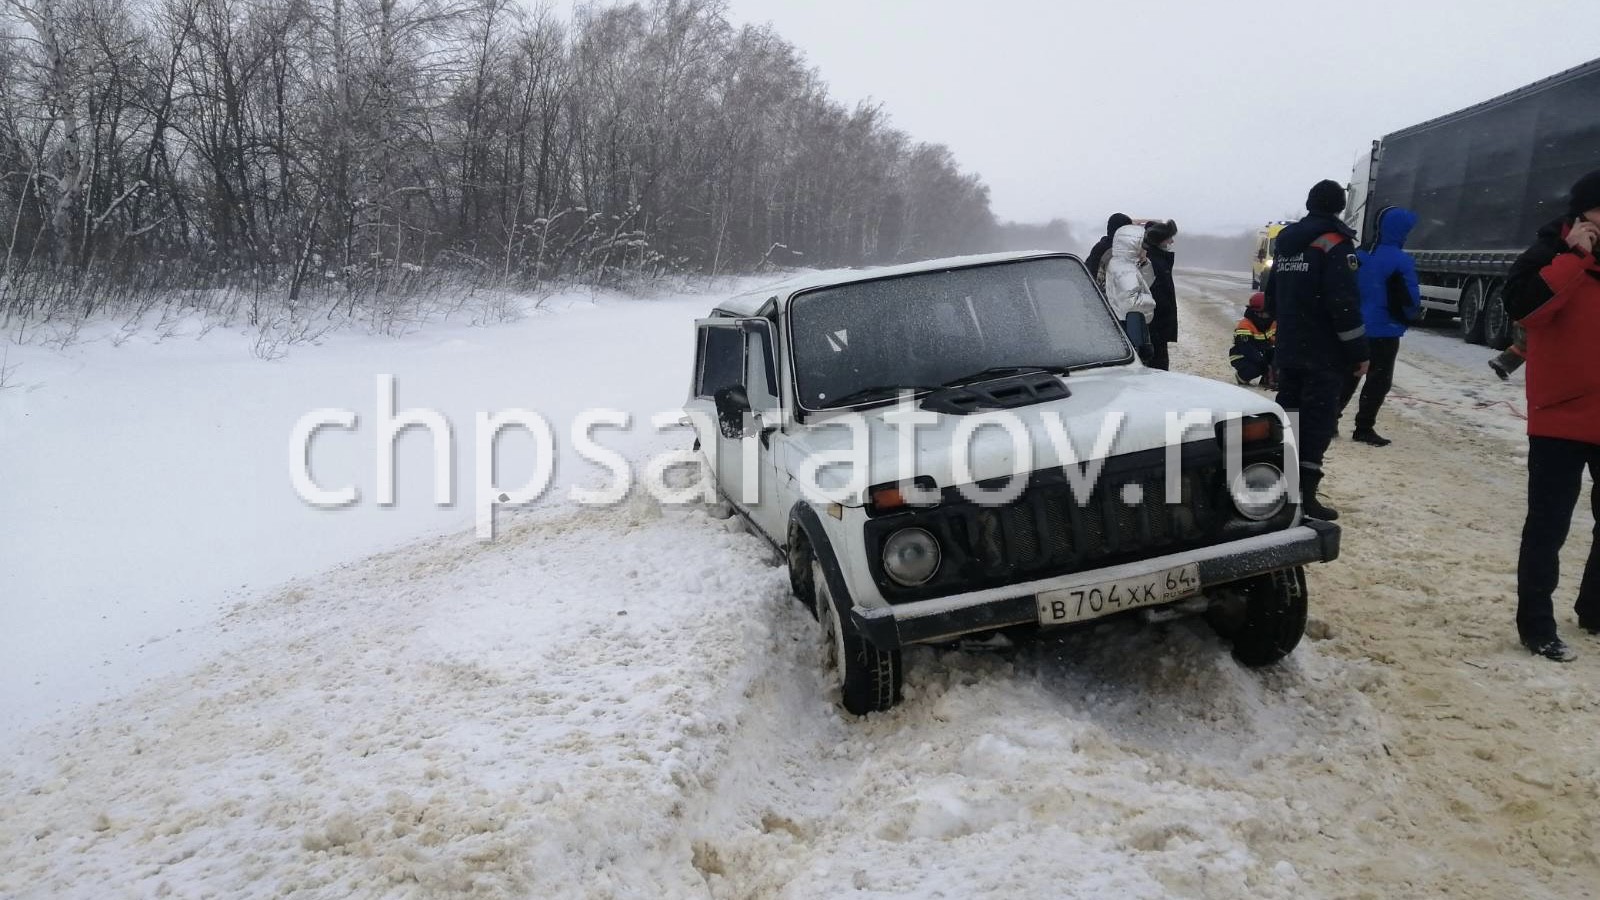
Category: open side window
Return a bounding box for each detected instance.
[694,317,780,439]
[744,319,779,417]
[694,319,746,399]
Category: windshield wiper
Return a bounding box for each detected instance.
[825,384,938,408]
[940,365,1071,388]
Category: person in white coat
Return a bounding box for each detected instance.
[1103,222,1157,361]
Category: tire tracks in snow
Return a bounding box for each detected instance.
[680,513,1387,898]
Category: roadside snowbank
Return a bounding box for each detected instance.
[0,282,757,734]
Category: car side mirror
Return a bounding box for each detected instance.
[714,385,753,439]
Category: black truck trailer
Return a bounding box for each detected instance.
[1345,56,1600,349]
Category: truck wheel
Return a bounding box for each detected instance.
[1483,281,1513,350]
[1229,566,1308,668]
[1458,279,1487,345]
[813,560,902,715]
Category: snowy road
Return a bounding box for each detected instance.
[1181,270,1531,446]
[5,274,1600,898]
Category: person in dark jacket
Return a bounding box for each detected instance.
[1086,213,1133,287]
[1144,219,1179,370]
[1230,291,1276,385]
[1504,169,1600,663]
[1264,179,1370,521]
[1338,206,1422,446]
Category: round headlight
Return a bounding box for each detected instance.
[882,528,941,586]
[1230,462,1288,521]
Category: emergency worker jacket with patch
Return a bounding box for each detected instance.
[1263,212,1369,369]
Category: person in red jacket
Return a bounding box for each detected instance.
[1504,169,1600,662]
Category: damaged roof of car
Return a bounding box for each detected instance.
[712,249,1079,318]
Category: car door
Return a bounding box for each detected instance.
[740,319,790,542]
[688,317,784,541]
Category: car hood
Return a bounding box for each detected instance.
[784,368,1283,501]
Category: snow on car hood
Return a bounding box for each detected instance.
[783,368,1282,501]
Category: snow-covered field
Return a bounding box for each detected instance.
[4,272,1600,898]
[0,285,750,733]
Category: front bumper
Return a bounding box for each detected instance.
[851,520,1340,649]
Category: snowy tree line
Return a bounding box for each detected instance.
[0,0,997,322]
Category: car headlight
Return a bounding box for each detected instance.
[882,527,941,586]
[1230,462,1287,521]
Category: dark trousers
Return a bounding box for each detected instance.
[1231,347,1274,383]
[1147,340,1170,371]
[1275,365,1346,471]
[1517,436,1600,642]
[1340,336,1400,431]
[1124,313,1154,365]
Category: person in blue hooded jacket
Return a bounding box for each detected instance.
[1339,205,1422,446]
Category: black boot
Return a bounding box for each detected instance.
[1523,635,1577,662]
[1351,428,1391,447]
[1298,468,1339,521]
[1489,348,1525,381]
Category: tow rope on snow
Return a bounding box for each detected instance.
[1390,389,1528,421]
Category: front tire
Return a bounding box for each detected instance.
[1228,566,1309,667]
[787,524,819,618]
[813,560,902,715]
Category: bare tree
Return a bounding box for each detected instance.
[0,0,1000,323]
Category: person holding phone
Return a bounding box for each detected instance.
[1503,169,1600,662]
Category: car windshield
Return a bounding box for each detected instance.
[787,257,1131,410]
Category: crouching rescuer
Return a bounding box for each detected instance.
[1230,291,1277,387]
[1265,179,1370,521]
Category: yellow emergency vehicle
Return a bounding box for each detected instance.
[1252,222,1290,289]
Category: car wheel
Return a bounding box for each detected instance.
[814,559,902,715]
[1483,280,1512,350]
[1458,279,1487,345]
[787,526,819,618]
[1228,566,1309,668]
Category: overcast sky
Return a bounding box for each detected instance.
[707,0,1596,237]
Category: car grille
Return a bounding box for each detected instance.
[958,465,1226,574]
[865,449,1247,604]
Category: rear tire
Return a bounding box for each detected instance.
[1483,280,1512,350]
[1459,279,1487,345]
[813,560,902,715]
[1228,567,1309,667]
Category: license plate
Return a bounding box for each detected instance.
[1036,563,1201,626]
